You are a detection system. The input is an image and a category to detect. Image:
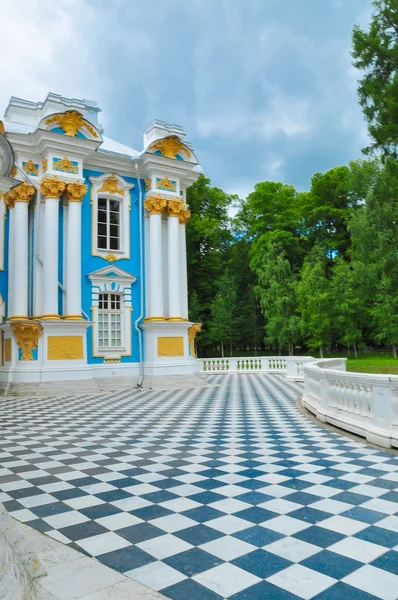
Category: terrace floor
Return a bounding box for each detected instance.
[1,374,398,600]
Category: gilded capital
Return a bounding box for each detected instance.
[4,182,35,208]
[11,322,42,360]
[40,177,66,199]
[144,195,167,215]
[179,209,191,225]
[167,199,185,218]
[66,181,88,203]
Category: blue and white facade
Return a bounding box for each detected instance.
[0,93,201,389]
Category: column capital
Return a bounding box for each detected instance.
[178,209,191,225]
[66,181,88,203]
[144,195,167,215]
[4,182,35,208]
[167,199,184,218]
[40,177,66,199]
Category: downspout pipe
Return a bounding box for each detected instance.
[133,160,144,387]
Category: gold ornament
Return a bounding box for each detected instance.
[11,322,42,361]
[145,178,151,191]
[45,111,98,138]
[188,323,202,358]
[54,156,78,174]
[178,209,191,225]
[22,160,39,176]
[167,199,184,217]
[144,195,167,215]
[9,166,17,178]
[105,253,118,262]
[98,175,124,196]
[156,177,177,192]
[42,158,48,172]
[0,121,4,134]
[40,177,66,199]
[4,182,35,208]
[66,182,87,203]
[148,136,191,159]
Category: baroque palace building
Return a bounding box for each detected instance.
[0,93,202,391]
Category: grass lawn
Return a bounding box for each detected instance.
[346,356,398,375]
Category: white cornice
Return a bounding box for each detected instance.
[5,129,101,159]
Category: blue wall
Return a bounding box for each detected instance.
[0,207,10,317]
[82,170,144,364]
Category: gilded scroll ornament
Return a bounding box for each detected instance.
[188,323,202,358]
[66,182,87,203]
[45,111,98,138]
[148,136,191,159]
[40,177,66,199]
[167,199,184,217]
[178,209,191,225]
[98,175,124,196]
[105,253,118,262]
[144,195,167,215]
[156,177,177,192]
[54,157,78,174]
[11,322,42,361]
[42,158,48,172]
[9,166,17,178]
[4,182,35,208]
[145,178,151,191]
[22,160,39,176]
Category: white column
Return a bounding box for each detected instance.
[179,212,189,320]
[4,183,35,320]
[144,196,167,320]
[167,209,181,321]
[64,182,87,319]
[40,178,65,320]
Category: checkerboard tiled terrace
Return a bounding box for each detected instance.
[1,374,398,600]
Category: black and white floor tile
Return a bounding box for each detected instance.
[1,374,398,599]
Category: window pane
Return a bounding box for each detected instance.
[110,224,119,238]
[98,236,107,249]
[97,223,106,236]
[98,198,107,210]
[109,237,120,250]
[110,200,119,212]
[98,209,107,223]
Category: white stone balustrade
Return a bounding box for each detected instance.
[302,358,398,449]
[201,356,314,378]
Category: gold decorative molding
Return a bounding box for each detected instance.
[179,209,191,225]
[22,160,39,176]
[42,158,48,172]
[4,338,11,362]
[4,182,35,208]
[54,156,78,174]
[47,335,83,360]
[156,177,177,192]
[0,121,4,135]
[148,136,191,159]
[145,178,151,191]
[188,323,202,358]
[11,322,42,361]
[98,174,124,196]
[9,166,17,178]
[45,111,99,138]
[105,253,118,263]
[66,181,87,203]
[167,199,185,218]
[104,357,121,364]
[40,177,66,199]
[157,336,184,357]
[144,195,167,215]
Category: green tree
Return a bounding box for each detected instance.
[297,246,332,358]
[255,243,300,355]
[208,270,238,357]
[352,0,398,156]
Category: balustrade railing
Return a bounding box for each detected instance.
[201,356,314,378]
[302,358,398,449]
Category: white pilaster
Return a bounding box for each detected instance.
[167,214,181,320]
[144,196,167,321]
[40,178,66,320]
[179,221,189,320]
[64,182,87,319]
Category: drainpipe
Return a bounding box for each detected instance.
[133,161,144,387]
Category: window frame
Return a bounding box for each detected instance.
[98,292,123,350]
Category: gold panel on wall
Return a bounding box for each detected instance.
[4,338,11,362]
[47,336,83,360]
[157,336,184,357]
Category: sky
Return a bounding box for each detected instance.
[0,0,372,199]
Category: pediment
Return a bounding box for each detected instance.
[87,264,136,284]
